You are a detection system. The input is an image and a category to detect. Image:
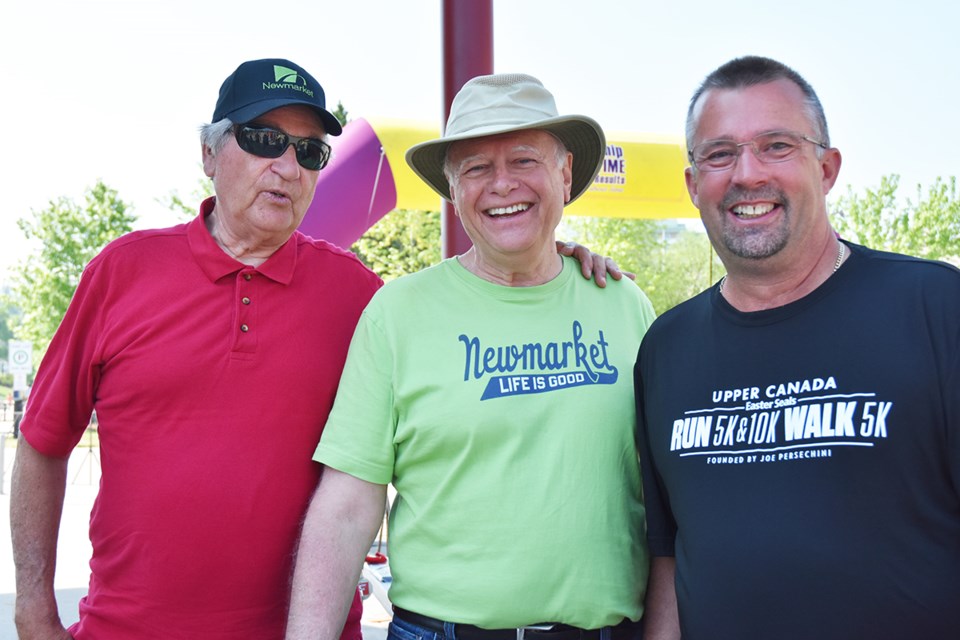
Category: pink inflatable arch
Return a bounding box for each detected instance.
[298,118,397,249]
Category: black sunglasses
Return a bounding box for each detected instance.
[233,124,332,171]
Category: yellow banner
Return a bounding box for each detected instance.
[370,119,697,219]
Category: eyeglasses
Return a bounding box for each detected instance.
[233,124,332,171]
[689,131,828,172]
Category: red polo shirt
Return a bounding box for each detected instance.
[22,198,381,639]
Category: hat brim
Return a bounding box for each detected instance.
[225,98,343,136]
[405,115,604,204]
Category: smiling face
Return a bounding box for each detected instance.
[446,129,573,282]
[685,79,841,271]
[202,104,325,254]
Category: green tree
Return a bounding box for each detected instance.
[560,216,723,314]
[11,181,136,359]
[560,216,663,273]
[160,172,214,220]
[641,229,725,313]
[332,101,349,127]
[351,209,442,280]
[832,175,960,264]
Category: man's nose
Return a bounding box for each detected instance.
[272,144,302,178]
[489,163,519,195]
[729,144,769,186]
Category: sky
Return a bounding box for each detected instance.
[2,0,958,282]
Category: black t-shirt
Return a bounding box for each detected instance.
[635,242,960,639]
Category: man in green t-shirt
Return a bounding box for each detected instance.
[286,74,655,640]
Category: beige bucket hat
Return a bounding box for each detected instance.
[405,73,605,203]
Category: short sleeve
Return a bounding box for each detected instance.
[314,302,397,485]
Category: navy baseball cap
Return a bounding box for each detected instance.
[212,58,343,136]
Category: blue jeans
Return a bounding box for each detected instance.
[387,614,635,640]
[387,614,453,640]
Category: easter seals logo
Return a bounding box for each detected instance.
[670,376,892,466]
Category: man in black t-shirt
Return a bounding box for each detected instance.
[635,56,960,640]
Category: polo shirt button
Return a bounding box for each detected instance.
[242,297,251,305]
[244,274,252,281]
[240,324,249,332]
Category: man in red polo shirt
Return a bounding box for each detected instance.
[9,58,380,640]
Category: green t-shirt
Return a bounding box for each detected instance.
[316,256,656,628]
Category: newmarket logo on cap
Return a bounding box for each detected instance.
[262,65,315,98]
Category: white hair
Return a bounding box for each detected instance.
[200,118,235,155]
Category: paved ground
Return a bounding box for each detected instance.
[0,431,390,640]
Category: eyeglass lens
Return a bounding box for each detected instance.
[235,125,331,171]
[692,132,816,171]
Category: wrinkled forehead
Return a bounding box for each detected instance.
[689,79,813,142]
[447,128,561,163]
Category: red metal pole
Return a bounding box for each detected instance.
[441,0,493,259]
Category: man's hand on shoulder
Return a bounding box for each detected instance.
[557,241,636,288]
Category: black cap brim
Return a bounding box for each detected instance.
[226,98,342,136]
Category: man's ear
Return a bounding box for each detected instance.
[820,147,842,195]
[202,144,216,178]
[684,166,700,209]
[562,152,573,203]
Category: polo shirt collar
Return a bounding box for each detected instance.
[188,197,299,285]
